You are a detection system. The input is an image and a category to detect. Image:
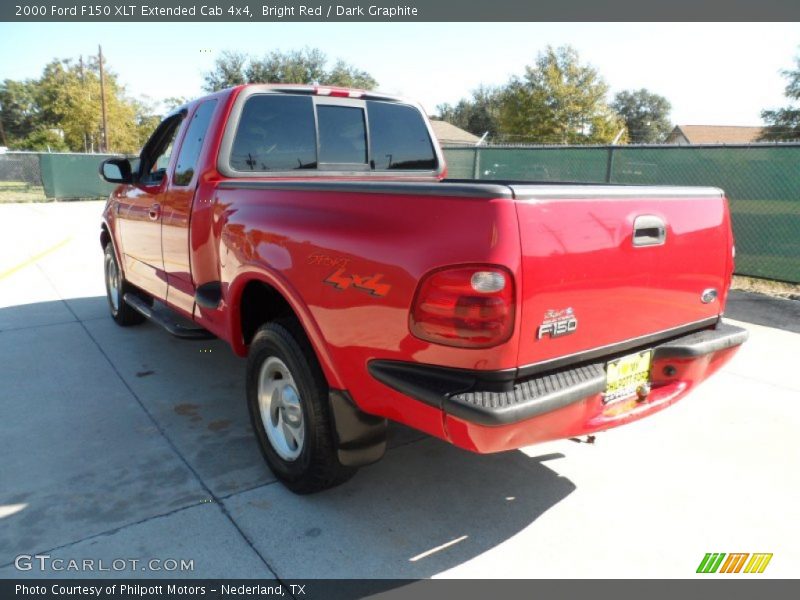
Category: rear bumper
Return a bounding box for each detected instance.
[369,321,747,452]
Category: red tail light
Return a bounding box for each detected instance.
[314,85,364,98]
[410,266,515,348]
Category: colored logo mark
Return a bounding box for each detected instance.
[324,268,391,297]
[696,552,773,574]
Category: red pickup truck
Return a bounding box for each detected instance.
[100,84,747,493]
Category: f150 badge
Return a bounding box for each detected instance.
[537,307,578,339]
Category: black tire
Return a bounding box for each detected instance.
[246,319,356,494]
[103,243,146,326]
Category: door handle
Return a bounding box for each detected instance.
[148,203,161,221]
[632,215,666,247]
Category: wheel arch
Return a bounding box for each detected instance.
[100,221,127,280]
[227,269,345,390]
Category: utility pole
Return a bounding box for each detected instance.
[0,109,8,147]
[79,55,88,152]
[98,45,109,153]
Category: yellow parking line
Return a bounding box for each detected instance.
[0,237,73,281]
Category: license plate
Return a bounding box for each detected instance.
[603,350,652,404]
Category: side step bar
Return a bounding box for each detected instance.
[123,293,215,340]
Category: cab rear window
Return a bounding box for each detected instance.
[228,94,438,173]
[317,105,368,166]
[230,95,317,171]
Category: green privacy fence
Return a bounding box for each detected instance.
[444,144,800,283]
[38,152,118,199]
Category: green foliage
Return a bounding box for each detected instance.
[245,48,328,85]
[162,96,191,111]
[132,98,163,150]
[760,53,800,141]
[0,55,153,153]
[612,89,672,143]
[437,86,502,138]
[496,46,626,144]
[203,51,248,91]
[0,79,39,142]
[325,59,378,90]
[203,48,378,91]
[17,127,69,152]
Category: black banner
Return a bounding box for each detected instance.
[3,0,800,22]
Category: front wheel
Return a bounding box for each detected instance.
[246,320,356,494]
[103,244,146,326]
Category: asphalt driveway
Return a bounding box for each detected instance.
[1,201,798,579]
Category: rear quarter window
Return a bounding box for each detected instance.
[367,101,437,170]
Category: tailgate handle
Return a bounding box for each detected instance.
[632,215,666,247]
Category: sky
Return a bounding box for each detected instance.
[0,22,798,126]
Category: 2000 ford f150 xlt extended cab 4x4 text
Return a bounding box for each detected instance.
[99,84,747,493]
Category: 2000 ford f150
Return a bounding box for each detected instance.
[99,84,748,493]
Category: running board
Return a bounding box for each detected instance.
[123,293,215,340]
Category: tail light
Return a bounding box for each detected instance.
[315,85,364,98]
[410,265,515,348]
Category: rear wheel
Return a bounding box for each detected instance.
[103,244,146,326]
[247,320,356,494]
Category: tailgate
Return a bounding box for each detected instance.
[511,185,732,368]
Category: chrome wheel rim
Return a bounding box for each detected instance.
[105,253,120,312]
[257,356,305,461]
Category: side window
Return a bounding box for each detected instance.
[230,95,316,171]
[367,101,437,170]
[317,105,367,166]
[174,100,218,186]
[139,114,184,185]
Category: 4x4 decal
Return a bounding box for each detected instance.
[324,268,391,297]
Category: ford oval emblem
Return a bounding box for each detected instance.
[701,288,718,304]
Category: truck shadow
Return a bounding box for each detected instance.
[1,297,575,579]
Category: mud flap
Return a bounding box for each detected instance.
[329,390,387,467]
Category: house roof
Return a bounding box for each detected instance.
[429,119,481,146]
[667,125,765,144]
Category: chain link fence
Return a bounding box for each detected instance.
[0,146,797,283]
[0,152,47,202]
[0,151,117,202]
[444,144,800,283]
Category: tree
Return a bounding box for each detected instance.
[202,48,378,92]
[325,59,378,90]
[35,57,141,153]
[203,51,247,92]
[132,97,163,149]
[17,127,69,152]
[760,53,800,141]
[162,96,191,111]
[0,55,153,153]
[0,79,39,143]
[496,45,626,144]
[437,85,502,139]
[245,48,328,85]
[612,89,672,143]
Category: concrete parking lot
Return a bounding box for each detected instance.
[1,201,798,579]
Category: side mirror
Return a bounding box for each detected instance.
[100,157,133,184]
